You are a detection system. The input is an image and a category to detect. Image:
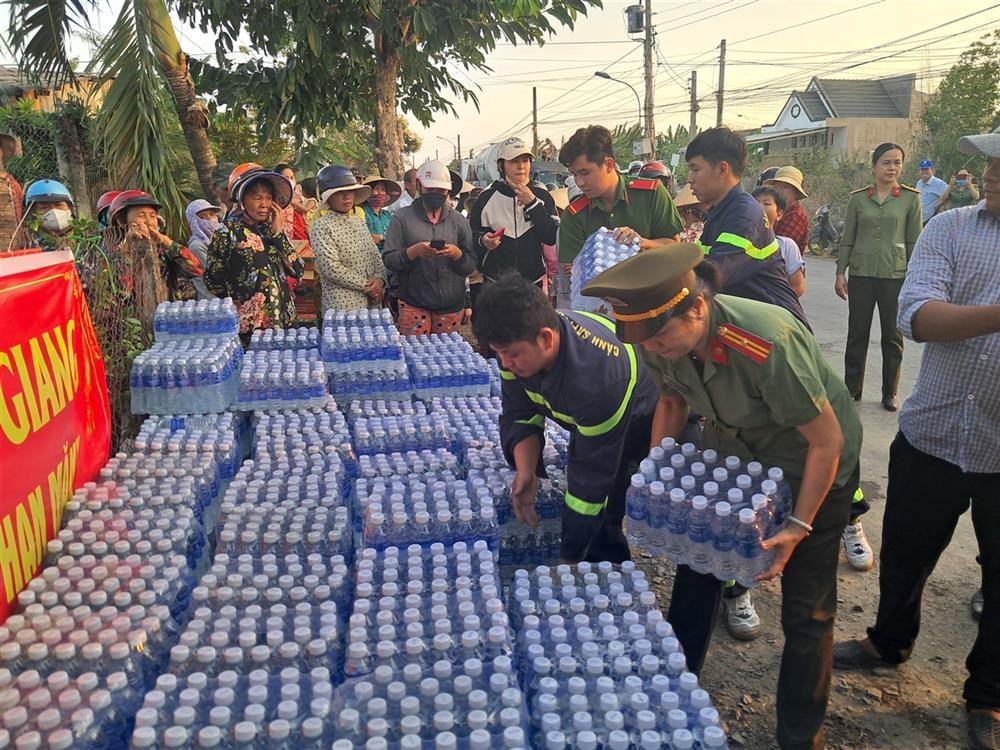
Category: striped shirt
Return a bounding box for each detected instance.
[897,201,1000,473]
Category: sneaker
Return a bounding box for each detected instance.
[842,520,874,571]
[723,590,761,641]
[971,589,984,621]
[968,709,1000,750]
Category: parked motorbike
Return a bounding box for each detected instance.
[808,203,843,256]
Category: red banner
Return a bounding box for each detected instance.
[0,250,111,622]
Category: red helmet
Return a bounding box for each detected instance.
[638,161,671,179]
[109,190,162,226]
[96,191,122,221]
[228,162,263,197]
[229,162,293,208]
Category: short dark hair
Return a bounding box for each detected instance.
[872,142,905,166]
[472,273,560,346]
[403,169,417,182]
[559,126,615,168]
[300,177,318,199]
[685,126,747,176]
[273,162,295,174]
[751,185,787,212]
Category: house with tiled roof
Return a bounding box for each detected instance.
[747,73,928,163]
[0,65,107,112]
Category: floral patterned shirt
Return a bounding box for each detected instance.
[205,215,304,332]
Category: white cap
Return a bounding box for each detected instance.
[416,160,452,191]
[498,136,534,162]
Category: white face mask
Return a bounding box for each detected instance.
[41,208,73,232]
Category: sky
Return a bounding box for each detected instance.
[6,0,999,167]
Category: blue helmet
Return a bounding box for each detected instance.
[24,179,74,209]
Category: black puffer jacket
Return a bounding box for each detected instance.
[382,199,477,313]
[469,181,559,283]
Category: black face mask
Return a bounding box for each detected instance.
[422,192,447,211]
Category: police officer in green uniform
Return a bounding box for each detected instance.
[583,243,863,750]
[835,142,922,411]
[557,125,683,264]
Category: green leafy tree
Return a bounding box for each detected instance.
[180,0,599,179]
[7,0,220,214]
[921,28,1000,178]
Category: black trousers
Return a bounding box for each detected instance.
[844,276,905,398]
[669,465,857,750]
[581,412,655,564]
[867,432,1000,710]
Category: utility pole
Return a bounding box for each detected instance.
[642,0,655,155]
[716,39,726,127]
[532,87,539,155]
[689,70,699,138]
[457,134,462,163]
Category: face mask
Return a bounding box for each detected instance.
[41,208,73,233]
[422,192,447,211]
[203,218,220,233]
[368,194,387,209]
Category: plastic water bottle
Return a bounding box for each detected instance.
[644,482,667,555]
[625,475,647,548]
[709,502,738,580]
[686,496,713,574]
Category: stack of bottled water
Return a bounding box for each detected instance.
[495,471,567,570]
[511,563,729,750]
[130,338,243,415]
[0,665,144,749]
[250,326,320,351]
[133,413,243,483]
[405,333,491,400]
[353,414,453,455]
[234,350,329,411]
[129,667,336,749]
[321,309,411,402]
[570,227,640,312]
[355,473,499,551]
[346,399,427,425]
[334,542,529,750]
[215,461,352,562]
[625,439,793,587]
[487,358,503,397]
[357,449,462,481]
[153,299,239,341]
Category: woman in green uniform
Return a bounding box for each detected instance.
[834,142,922,411]
[582,243,863,750]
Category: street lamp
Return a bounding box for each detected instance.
[594,71,643,133]
[436,136,457,161]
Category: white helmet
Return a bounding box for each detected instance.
[416,160,452,190]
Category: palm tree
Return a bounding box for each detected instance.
[7,0,219,214]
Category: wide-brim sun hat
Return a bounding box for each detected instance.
[0,132,21,162]
[362,176,402,206]
[958,129,1000,159]
[450,171,475,199]
[765,165,808,199]
[233,169,294,209]
[673,184,700,208]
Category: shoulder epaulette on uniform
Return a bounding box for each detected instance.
[627,178,659,191]
[566,195,591,216]
[849,186,871,194]
[716,324,772,365]
[900,184,920,193]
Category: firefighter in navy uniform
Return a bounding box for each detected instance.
[472,273,659,564]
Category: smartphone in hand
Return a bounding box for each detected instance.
[494,227,506,239]
[430,239,446,251]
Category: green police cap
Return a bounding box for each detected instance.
[581,242,703,343]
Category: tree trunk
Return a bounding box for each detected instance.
[373,46,404,180]
[55,111,92,218]
[161,56,217,200]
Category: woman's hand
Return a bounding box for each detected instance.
[481,231,503,251]
[407,242,438,260]
[834,273,849,300]
[439,244,463,261]
[461,307,472,324]
[364,278,384,300]
[756,523,810,581]
[269,207,284,234]
[371,233,385,245]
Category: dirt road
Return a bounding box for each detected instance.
[636,257,982,749]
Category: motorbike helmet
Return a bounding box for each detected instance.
[637,161,675,193]
[108,190,162,226]
[755,166,780,188]
[229,163,293,208]
[317,165,370,206]
[95,191,122,226]
[627,160,644,176]
[23,179,74,210]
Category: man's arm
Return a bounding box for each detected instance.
[649,394,690,449]
[898,212,1000,342]
[758,403,843,580]
[557,212,587,264]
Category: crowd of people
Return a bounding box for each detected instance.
[2,121,997,750]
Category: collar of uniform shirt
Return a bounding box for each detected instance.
[588,174,630,212]
[705,182,745,216]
